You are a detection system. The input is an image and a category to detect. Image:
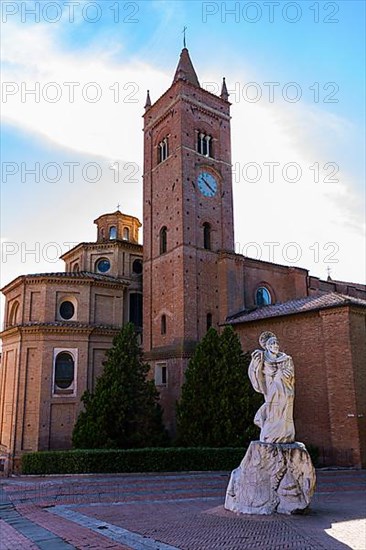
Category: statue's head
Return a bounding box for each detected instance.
[259,331,280,355]
[266,337,279,355]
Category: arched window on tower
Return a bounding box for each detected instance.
[203,223,211,250]
[109,226,117,240]
[161,314,167,335]
[256,287,272,306]
[123,227,130,241]
[197,132,213,157]
[160,226,167,254]
[158,137,169,163]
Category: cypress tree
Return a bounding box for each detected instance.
[72,323,168,449]
[176,326,261,447]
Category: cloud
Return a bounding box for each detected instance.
[2,16,365,289]
[2,20,169,162]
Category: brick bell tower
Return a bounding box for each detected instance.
[143,48,235,431]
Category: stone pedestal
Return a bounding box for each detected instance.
[225,441,316,515]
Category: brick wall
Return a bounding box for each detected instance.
[232,306,366,467]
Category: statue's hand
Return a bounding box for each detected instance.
[251,350,263,369]
[281,363,293,379]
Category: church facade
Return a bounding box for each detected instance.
[1,49,365,471]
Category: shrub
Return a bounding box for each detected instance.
[21,447,246,475]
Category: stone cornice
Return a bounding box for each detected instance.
[180,94,231,121]
[144,79,230,122]
[1,272,130,294]
[144,85,230,133]
[0,322,121,337]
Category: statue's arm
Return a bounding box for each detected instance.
[248,350,265,394]
[282,355,295,381]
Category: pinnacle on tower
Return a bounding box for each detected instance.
[220,77,229,101]
[144,90,151,110]
[173,48,200,87]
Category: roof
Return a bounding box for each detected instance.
[227,292,366,325]
[6,321,120,329]
[1,271,130,293]
[25,271,129,283]
[60,239,143,259]
[327,278,366,291]
[173,48,200,87]
[93,210,142,224]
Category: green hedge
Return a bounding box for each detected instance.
[21,447,246,475]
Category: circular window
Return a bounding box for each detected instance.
[59,301,75,320]
[132,259,143,274]
[55,352,74,389]
[96,258,111,273]
[256,287,272,306]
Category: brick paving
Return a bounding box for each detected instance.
[0,519,39,550]
[0,470,365,549]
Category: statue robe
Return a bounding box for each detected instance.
[249,351,295,444]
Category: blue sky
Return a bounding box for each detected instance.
[1,0,365,317]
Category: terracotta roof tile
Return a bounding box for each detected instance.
[25,271,129,284]
[173,48,200,87]
[227,292,366,325]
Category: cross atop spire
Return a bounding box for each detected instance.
[182,26,187,48]
[173,47,200,88]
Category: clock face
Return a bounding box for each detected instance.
[197,172,218,197]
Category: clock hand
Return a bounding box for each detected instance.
[202,177,215,193]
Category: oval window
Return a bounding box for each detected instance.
[256,287,272,306]
[96,258,111,273]
[55,352,74,389]
[132,259,143,274]
[59,301,75,320]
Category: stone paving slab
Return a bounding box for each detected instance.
[0,487,75,549]
[1,470,365,550]
[0,519,39,550]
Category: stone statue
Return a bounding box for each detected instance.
[224,331,316,515]
[248,331,295,443]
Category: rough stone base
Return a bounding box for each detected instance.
[225,441,316,515]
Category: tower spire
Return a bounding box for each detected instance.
[144,89,151,110]
[173,47,200,87]
[221,77,229,101]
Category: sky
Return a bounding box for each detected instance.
[1,0,365,324]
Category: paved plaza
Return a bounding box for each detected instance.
[0,469,365,549]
